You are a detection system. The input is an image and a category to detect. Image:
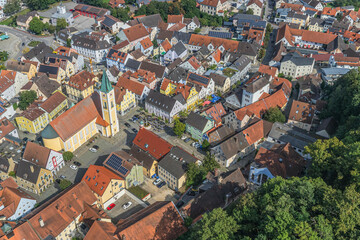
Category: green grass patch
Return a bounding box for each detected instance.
[223,68,238,77]
[0,8,30,26]
[28,41,41,47]
[128,186,149,199]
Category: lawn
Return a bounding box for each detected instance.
[0,8,30,26]
[28,41,41,47]
[223,68,238,77]
[128,186,149,199]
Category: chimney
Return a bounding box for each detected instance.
[214,168,219,177]
[39,217,45,227]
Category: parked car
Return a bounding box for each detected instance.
[55,179,61,184]
[187,191,196,196]
[89,145,99,153]
[60,175,66,179]
[73,161,81,167]
[153,178,162,186]
[184,138,191,143]
[70,164,78,170]
[132,128,138,133]
[107,203,116,210]
[157,181,166,188]
[125,122,131,128]
[122,201,132,209]
[181,135,187,140]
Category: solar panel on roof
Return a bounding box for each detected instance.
[119,166,128,175]
[208,31,232,39]
[106,154,123,170]
[0,107,4,113]
[189,73,209,85]
[102,17,116,27]
[0,100,4,105]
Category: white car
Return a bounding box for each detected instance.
[122,201,132,210]
[89,148,97,153]
[181,135,187,140]
[153,178,161,186]
[70,164,78,170]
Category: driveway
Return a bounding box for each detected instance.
[140,178,177,204]
[105,194,146,223]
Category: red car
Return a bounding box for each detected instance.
[107,203,116,210]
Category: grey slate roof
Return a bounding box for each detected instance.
[23,42,53,61]
[186,112,211,131]
[139,14,164,28]
[321,67,350,76]
[232,55,251,72]
[287,11,308,20]
[172,31,192,44]
[243,74,271,93]
[140,61,166,78]
[33,75,61,98]
[268,122,317,150]
[125,59,141,71]
[232,13,261,21]
[72,35,112,50]
[171,41,187,56]
[146,90,179,114]
[16,161,42,184]
[209,72,227,87]
[214,131,249,159]
[316,117,337,136]
[158,146,197,179]
[281,52,314,66]
[168,67,188,82]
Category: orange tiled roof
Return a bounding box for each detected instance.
[259,64,278,77]
[114,201,186,240]
[288,100,315,124]
[123,24,149,43]
[40,91,67,113]
[0,70,15,94]
[83,220,116,240]
[133,128,172,160]
[247,0,263,8]
[205,102,226,124]
[212,49,221,63]
[116,75,146,96]
[280,2,304,11]
[160,78,172,92]
[167,15,183,24]
[168,23,186,31]
[140,37,153,50]
[50,95,101,141]
[0,187,34,218]
[322,7,340,16]
[189,34,239,52]
[68,70,96,91]
[23,141,51,168]
[82,165,123,196]
[187,56,201,70]
[20,103,46,121]
[242,119,268,145]
[0,118,16,140]
[161,39,172,52]
[200,0,221,7]
[114,86,128,105]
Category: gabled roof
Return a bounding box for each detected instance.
[145,90,180,114]
[0,70,15,94]
[204,102,226,124]
[132,128,172,160]
[161,39,172,52]
[123,24,149,42]
[106,49,128,63]
[186,112,212,131]
[40,92,67,114]
[247,0,263,8]
[82,165,123,196]
[288,100,315,124]
[33,75,60,98]
[140,61,166,78]
[0,187,35,218]
[103,151,140,178]
[116,75,146,96]
[114,201,186,240]
[187,72,210,87]
[23,141,51,168]
[140,37,153,50]
[69,70,96,91]
[254,143,306,178]
[189,34,239,52]
[167,14,183,24]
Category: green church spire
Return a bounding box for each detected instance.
[100,70,113,94]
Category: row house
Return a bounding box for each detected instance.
[106,49,132,71]
[0,70,28,101]
[66,70,98,102]
[199,0,229,16]
[117,23,151,50]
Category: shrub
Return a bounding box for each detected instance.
[63,151,74,162]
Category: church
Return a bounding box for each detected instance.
[41,71,119,152]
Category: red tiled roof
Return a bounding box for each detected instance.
[113,40,130,50]
[168,23,186,31]
[0,118,16,140]
[23,141,51,168]
[187,56,201,70]
[160,78,172,92]
[0,70,15,94]
[247,0,263,8]
[69,70,96,91]
[288,100,315,124]
[280,2,304,11]
[205,102,226,124]
[200,0,221,7]
[116,75,146,96]
[82,165,123,196]
[212,49,221,63]
[107,49,128,63]
[242,119,269,145]
[132,128,172,160]
[40,92,67,113]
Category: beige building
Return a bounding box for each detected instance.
[280,53,315,78]
[200,0,229,16]
[209,72,231,93]
[0,157,16,181]
[158,146,199,191]
[82,165,125,207]
[6,60,38,80]
[308,18,325,32]
[66,70,97,102]
[287,100,315,131]
[247,0,263,17]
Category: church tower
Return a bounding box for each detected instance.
[98,71,119,136]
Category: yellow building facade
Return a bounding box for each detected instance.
[16,164,53,194]
[16,109,49,134]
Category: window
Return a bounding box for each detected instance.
[80,131,84,139]
[73,136,78,144]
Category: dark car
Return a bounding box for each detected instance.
[176,200,184,208]
[55,179,61,184]
[184,138,191,143]
[157,181,166,188]
[124,122,131,128]
[132,128,138,133]
[134,114,140,119]
[22,137,29,143]
[73,161,81,167]
[187,191,196,196]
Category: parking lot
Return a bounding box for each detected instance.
[105,194,146,223]
[140,178,178,204]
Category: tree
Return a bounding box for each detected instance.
[201,140,210,150]
[191,208,239,240]
[63,151,74,162]
[194,28,201,34]
[186,162,206,187]
[263,107,285,123]
[305,137,360,190]
[173,119,186,137]
[18,90,37,110]
[56,18,67,32]
[3,0,20,15]
[26,0,55,10]
[152,39,158,48]
[0,51,9,62]
[59,179,72,190]
[29,17,45,35]
[246,8,254,15]
[257,48,266,61]
[66,38,71,48]
[202,152,219,172]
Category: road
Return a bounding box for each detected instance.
[0,25,56,60]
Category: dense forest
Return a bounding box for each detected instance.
[331,0,360,10]
[179,70,360,239]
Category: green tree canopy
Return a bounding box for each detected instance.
[173,119,186,137]
[56,18,67,32]
[18,90,37,110]
[3,0,20,14]
[62,151,74,162]
[191,208,239,240]
[263,107,286,123]
[29,17,45,35]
